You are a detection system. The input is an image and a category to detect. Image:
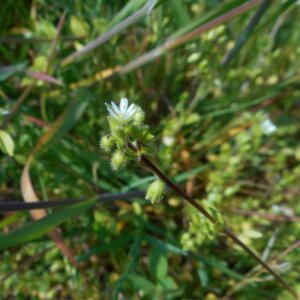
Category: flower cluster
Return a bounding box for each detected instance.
[100,98,164,203]
[100,98,152,155]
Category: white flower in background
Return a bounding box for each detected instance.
[260,119,277,135]
[163,136,175,146]
[105,98,136,121]
[0,109,10,115]
[272,204,294,217]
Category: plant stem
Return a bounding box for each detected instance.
[140,155,216,224]
[222,0,272,66]
[0,83,36,130]
[0,191,144,212]
[138,153,297,298]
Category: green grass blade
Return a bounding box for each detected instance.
[0,197,97,250]
[78,234,134,262]
[113,229,143,300]
[222,0,272,66]
[107,0,145,29]
[168,0,252,40]
[145,235,243,280]
[169,0,190,27]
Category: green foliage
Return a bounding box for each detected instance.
[181,200,223,251]
[0,197,97,250]
[1,0,300,299]
[0,130,15,156]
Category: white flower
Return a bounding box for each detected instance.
[260,119,277,135]
[0,109,9,115]
[162,136,175,146]
[105,98,136,121]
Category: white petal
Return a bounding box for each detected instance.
[127,107,136,117]
[120,98,128,112]
[111,101,120,114]
[107,107,117,118]
[105,102,112,113]
[127,103,135,114]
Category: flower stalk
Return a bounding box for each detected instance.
[136,147,297,299]
[101,98,297,298]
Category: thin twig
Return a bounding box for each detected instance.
[261,229,279,262]
[139,154,216,224]
[0,191,144,212]
[222,228,296,298]
[0,10,67,130]
[41,9,68,121]
[108,0,262,79]
[61,0,157,66]
[0,83,36,130]
[224,235,298,298]
[0,36,84,44]
[47,9,68,72]
[277,240,300,261]
[230,208,300,223]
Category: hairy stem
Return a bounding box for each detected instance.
[140,155,216,224]
[136,151,297,298]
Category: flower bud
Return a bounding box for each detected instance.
[111,150,127,171]
[146,179,165,204]
[100,135,115,151]
[134,108,145,124]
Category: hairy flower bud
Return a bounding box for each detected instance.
[102,98,154,171]
[100,135,115,151]
[111,150,127,171]
[134,108,145,124]
[146,178,165,204]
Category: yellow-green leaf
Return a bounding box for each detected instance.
[0,130,15,156]
[70,16,89,36]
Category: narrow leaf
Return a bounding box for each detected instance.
[26,70,64,86]
[0,197,97,250]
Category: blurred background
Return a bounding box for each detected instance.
[0,0,299,299]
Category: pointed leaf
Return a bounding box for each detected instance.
[0,130,15,156]
[0,197,97,250]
